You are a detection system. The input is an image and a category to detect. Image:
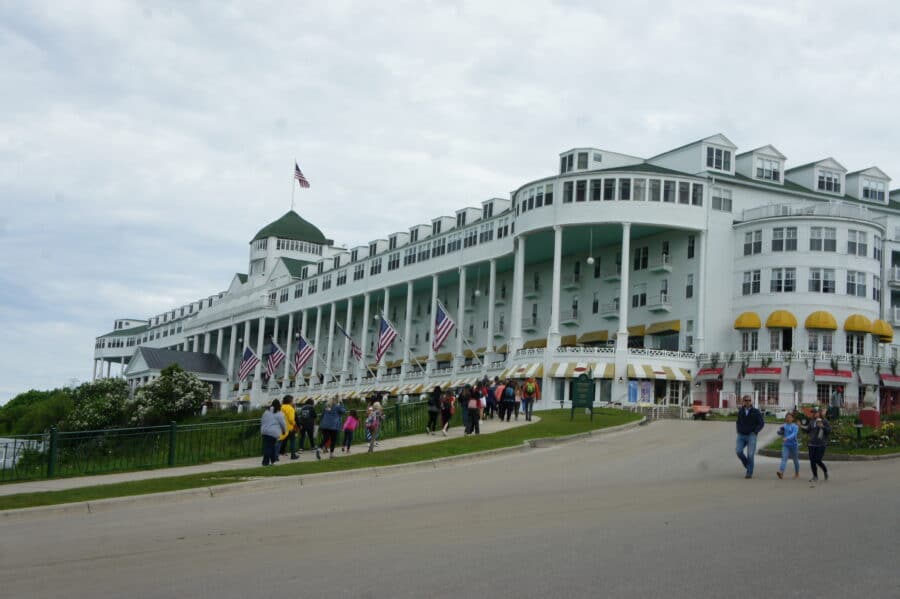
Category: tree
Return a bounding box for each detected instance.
[64,378,130,431]
[0,389,73,434]
[130,364,211,426]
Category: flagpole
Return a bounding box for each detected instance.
[380,313,427,373]
[435,299,482,367]
[290,158,296,211]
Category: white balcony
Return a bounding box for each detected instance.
[600,301,620,319]
[647,293,672,312]
[562,274,581,290]
[522,317,540,332]
[889,267,900,287]
[494,295,507,307]
[492,322,507,338]
[560,309,580,326]
[465,298,478,312]
[601,267,621,282]
[892,306,900,325]
[523,285,541,299]
[649,254,672,273]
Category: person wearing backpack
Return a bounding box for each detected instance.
[440,391,455,436]
[521,378,539,421]
[297,398,317,452]
[501,380,516,422]
[486,378,498,420]
[464,384,481,435]
[426,385,442,434]
[315,398,346,460]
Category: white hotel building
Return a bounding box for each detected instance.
[93,134,900,413]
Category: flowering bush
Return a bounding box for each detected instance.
[130,364,211,425]
[64,378,129,431]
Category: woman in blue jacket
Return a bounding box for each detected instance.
[316,398,346,460]
[260,399,286,466]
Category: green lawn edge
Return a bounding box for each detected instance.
[764,437,900,456]
[0,409,640,511]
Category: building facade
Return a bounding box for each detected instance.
[94,134,900,412]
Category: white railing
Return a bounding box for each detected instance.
[488,361,507,370]
[459,364,483,373]
[647,293,671,309]
[696,350,889,367]
[600,302,619,317]
[649,254,671,270]
[555,346,615,355]
[601,267,621,279]
[741,200,876,223]
[560,309,580,324]
[562,273,581,287]
[514,348,545,358]
[433,367,453,376]
[405,371,425,379]
[381,373,401,382]
[889,267,900,284]
[627,348,695,360]
[522,317,540,330]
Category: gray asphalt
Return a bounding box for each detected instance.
[2,420,899,599]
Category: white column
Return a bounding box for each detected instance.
[427,274,439,373]
[295,309,309,391]
[548,225,563,349]
[106,361,111,377]
[325,302,336,382]
[120,356,125,377]
[341,298,353,383]
[695,230,706,354]
[359,293,371,381]
[402,281,414,377]
[311,306,322,384]
[282,313,294,393]
[215,328,224,360]
[614,222,632,403]
[378,288,390,378]
[203,332,211,353]
[456,266,467,371]
[92,359,98,381]
[252,316,265,400]
[486,259,496,353]
[227,324,237,387]
[271,316,280,386]
[510,235,526,354]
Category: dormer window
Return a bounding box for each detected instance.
[706,147,732,171]
[317,262,324,274]
[351,249,358,263]
[576,152,588,169]
[817,169,842,193]
[756,158,781,182]
[369,242,377,257]
[863,179,886,201]
[334,256,341,269]
[410,229,419,243]
[560,154,574,174]
[432,221,442,236]
[388,235,397,250]
[482,202,494,219]
[456,212,467,228]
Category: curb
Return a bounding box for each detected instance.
[758,448,900,462]
[0,417,646,521]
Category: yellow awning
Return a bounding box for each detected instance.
[475,347,486,355]
[508,363,544,379]
[415,355,429,363]
[844,314,873,333]
[766,310,797,328]
[645,319,680,335]
[733,312,761,330]
[495,344,508,354]
[385,359,403,369]
[627,325,645,336]
[577,330,608,343]
[434,352,453,362]
[596,363,616,379]
[805,311,837,330]
[463,349,476,359]
[872,319,893,342]
[560,334,577,347]
[626,364,641,378]
[522,338,547,349]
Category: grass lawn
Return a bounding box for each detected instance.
[0,408,640,511]
[765,436,900,456]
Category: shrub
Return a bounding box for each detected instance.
[64,379,129,431]
[130,365,211,426]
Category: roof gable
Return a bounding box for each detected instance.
[786,157,847,173]
[648,133,736,160]
[128,347,227,376]
[736,144,786,160]
[846,166,890,181]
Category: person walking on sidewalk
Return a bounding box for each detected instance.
[279,395,299,460]
[297,399,317,452]
[735,395,764,478]
[316,398,346,460]
[426,385,442,434]
[440,391,455,436]
[260,399,286,466]
[521,377,540,421]
[804,406,831,482]
[500,380,516,422]
[365,404,382,453]
[465,385,481,435]
[776,412,800,479]
[342,409,359,454]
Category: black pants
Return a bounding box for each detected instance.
[262,435,277,465]
[809,445,828,477]
[502,401,515,421]
[342,430,354,451]
[427,410,439,431]
[319,429,338,454]
[298,422,315,450]
[280,431,296,454]
[465,409,480,434]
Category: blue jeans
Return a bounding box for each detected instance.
[780,444,799,474]
[735,433,757,475]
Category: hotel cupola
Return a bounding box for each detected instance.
[248,211,333,286]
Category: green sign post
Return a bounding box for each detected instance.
[570,372,595,421]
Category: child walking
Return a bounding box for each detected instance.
[342,409,359,453]
[776,412,800,479]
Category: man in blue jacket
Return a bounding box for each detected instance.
[735,395,765,478]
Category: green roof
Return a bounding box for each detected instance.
[280,257,308,277]
[100,324,148,338]
[251,211,329,245]
[236,273,248,284]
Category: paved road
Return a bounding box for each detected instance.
[3,421,899,598]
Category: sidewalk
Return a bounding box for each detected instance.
[0,415,539,497]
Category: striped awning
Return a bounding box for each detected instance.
[501,363,544,379]
[578,330,608,344]
[463,348,486,358]
[627,364,692,381]
[595,363,615,379]
[548,361,594,378]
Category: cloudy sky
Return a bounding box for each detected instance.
[1,1,899,403]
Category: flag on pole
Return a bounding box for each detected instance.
[294,162,310,188]
[238,346,260,381]
[432,300,455,351]
[265,340,286,377]
[293,335,315,373]
[375,315,398,364]
[335,323,363,362]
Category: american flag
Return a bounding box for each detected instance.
[265,340,286,378]
[335,323,363,362]
[293,335,315,373]
[375,315,398,364]
[238,346,260,381]
[294,162,310,188]
[432,300,455,351]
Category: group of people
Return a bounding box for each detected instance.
[260,395,386,466]
[735,395,832,482]
[424,376,542,437]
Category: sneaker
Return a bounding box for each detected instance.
[425,427,430,435]
[441,430,447,437]
[744,474,752,479]
[290,454,299,460]
[824,471,829,481]
[776,471,783,479]
[809,476,818,483]
[315,448,321,460]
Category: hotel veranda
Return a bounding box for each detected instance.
[93,134,900,413]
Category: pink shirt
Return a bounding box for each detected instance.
[343,415,359,431]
